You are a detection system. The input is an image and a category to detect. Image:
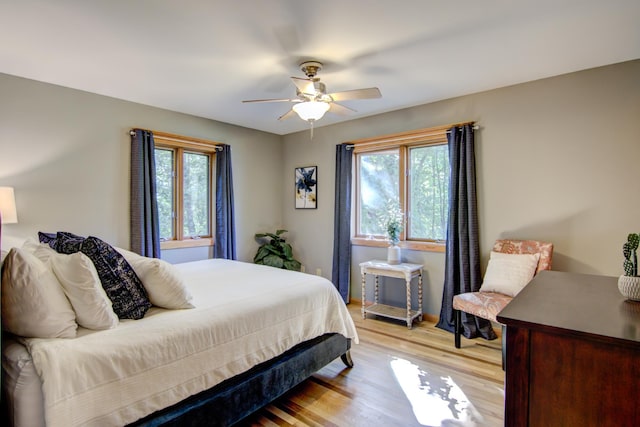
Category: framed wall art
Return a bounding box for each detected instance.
[295,166,317,209]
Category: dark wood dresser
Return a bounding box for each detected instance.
[497,270,640,427]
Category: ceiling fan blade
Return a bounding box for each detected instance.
[278,109,297,121]
[328,87,382,102]
[242,98,297,103]
[291,77,315,96]
[329,102,357,116]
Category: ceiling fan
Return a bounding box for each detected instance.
[242,61,382,123]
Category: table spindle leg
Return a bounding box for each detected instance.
[374,275,379,304]
[418,272,423,322]
[361,272,366,319]
[406,276,412,328]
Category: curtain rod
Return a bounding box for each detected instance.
[446,124,479,133]
[129,129,223,151]
[347,121,478,150]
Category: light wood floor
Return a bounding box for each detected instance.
[239,303,505,427]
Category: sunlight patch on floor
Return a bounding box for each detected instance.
[390,357,484,427]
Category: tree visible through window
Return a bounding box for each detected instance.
[353,124,458,249]
[155,148,174,240]
[358,150,399,236]
[152,132,217,249]
[182,152,210,237]
[408,144,449,241]
[357,145,448,241]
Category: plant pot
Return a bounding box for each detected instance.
[387,245,401,265]
[618,275,640,301]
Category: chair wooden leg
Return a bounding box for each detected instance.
[454,309,461,348]
[501,324,506,371]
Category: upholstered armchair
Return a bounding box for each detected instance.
[453,239,553,357]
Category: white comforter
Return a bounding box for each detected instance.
[18,259,358,427]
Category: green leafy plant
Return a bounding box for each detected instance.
[254,229,301,271]
[382,203,404,246]
[623,233,639,277]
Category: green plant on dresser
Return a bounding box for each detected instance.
[618,232,640,301]
[623,233,639,277]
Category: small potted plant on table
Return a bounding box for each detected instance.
[384,206,404,265]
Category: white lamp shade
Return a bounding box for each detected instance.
[0,187,18,224]
[293,101,330,121]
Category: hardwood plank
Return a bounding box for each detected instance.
[239,304,504,427]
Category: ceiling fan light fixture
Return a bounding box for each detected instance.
[292,101,330,122]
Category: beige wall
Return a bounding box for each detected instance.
[2,60,638,316]
[283,59,640,315]
[0,74,283,263]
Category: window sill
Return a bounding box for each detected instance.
[351,237,445,253]
[160,238,213,250]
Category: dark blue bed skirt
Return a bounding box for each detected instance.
[129,333,352,427]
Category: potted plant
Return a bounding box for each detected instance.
[253,229,302,271]
[618,233,640,301]
[384,205,404,265]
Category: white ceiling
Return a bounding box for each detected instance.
[1,1,639,135]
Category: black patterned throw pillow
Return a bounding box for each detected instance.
[55,231,86,254]
[38,231,85,253]
[38,231,58,250]
[80,236,151,320]
[37,231,151,320]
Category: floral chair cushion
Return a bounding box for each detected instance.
[452,291,513,322]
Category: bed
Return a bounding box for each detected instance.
[1,238,358,427]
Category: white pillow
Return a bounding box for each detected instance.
[21,238,55,263]
[479,251,541,297]
[49,251,119,330]
[115,246,144,264]
[1,247,77,338]
[131,257,194,309]
[116,248,194,309]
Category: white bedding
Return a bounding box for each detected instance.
[14,259,358,427]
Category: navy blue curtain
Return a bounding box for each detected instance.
[436,125,495,339]
[130,129,161,258]
[331,143,353,303]
[214,144,237,260]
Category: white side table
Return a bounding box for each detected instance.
[360,260,423,329]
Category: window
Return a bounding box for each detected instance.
[408,144,449,241]
[153,131,219,249]
[352,124,464,252]
[358,149,400,236]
